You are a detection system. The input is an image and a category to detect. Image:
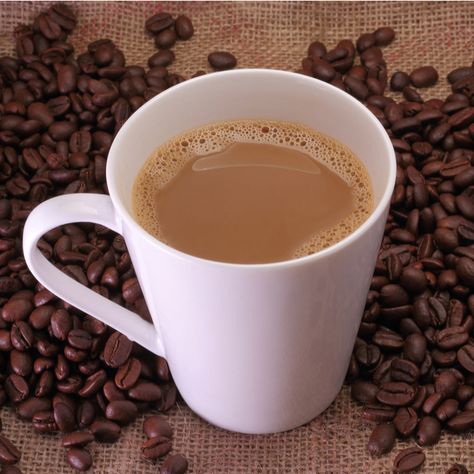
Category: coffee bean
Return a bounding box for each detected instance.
[399,267,427,293]
[160,454,189,474]
[373,26,395,46]
[393,446,425,473]
[415,416,441,446]
[391,358,420,384]
[105,400,138,425]
[437,327,469,350]
[32,410,58,433]
[434,370,459,397]
[16,397,52,420]
[122,277,141,303]
[53,401,76,433]
[66,447,92,471]
[367,423,396,456]
[0,466,23,474]
[377,382,416,406]
[157,383,177,413]
[5,374,29,403]
[155,29,177,49]
[67,329,92,350]
[456,194,474,220]
[2,298,33,322]
[128,380,161,402]
[50,309,72,341]
[379,284,409,307]
[0,434,21,465]
[393,407,418,437]
[410,66,439,88]
[103,331,133,368]
[77,400,95,429]
[435,398,459,421]
[372,330,404,350]
[62,431,95,448]
[148,50,175,68]
[457,344,474,372]
[115,357,141,390]
[145,12,174,34]
[445,464,469,474]
[142,436,172,460]
[78,369,107,397]
[355,344,380,368]
[143,415,173,439]
[351,380,378,404]
[208,52,237,71]
[10,350,32,377]
[403,333,427,365]
[311,59,336,82]
[103,380,125,402]
[447,410,474,432]
[175,15,194,40]
[345,76,369,100]
[90,419,121,443]
[0,330,13,351]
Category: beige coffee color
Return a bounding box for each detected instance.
[133,120,372,263]
[1,1,474,473]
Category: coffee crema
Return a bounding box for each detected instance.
[133,119,373,263]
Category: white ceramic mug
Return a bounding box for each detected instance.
[23,69,396,434]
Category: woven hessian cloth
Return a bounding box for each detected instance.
[1,1,474,473]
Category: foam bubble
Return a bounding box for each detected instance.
[133,119,373,260]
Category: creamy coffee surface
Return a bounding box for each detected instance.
[133,119,373,263]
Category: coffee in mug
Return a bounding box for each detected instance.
[132,119,373,263]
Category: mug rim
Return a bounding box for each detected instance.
[107,68,396,269]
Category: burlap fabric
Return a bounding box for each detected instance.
[1,1,474,473]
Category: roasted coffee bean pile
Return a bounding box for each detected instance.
[300,26,474,474]
[0,4,205,473]
[1,3,474,473]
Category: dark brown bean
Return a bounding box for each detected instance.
[90,419,121,443]
[128,381,162,402]
[367,423,396,457]
[155,28,177,49]
[115,357,141,390]
[393,407,418,437]
[16,397,52,420]
[457,344,474,372]
[415,416,441,446]
[145,12,174,34]
[142,436,172,460]
[208,52,237,71]
[456,257,474,287]
[434,370,459,397]
[351,380,378,404]
[54,401,76,433]
[143,415,173,439]
[105,400,138,425]
[410,66,438,88]
[447,411,474,432]
[377,382,416,406]
[175,15,194,40]
[435,398,459,421]
[373,26,395,46]
[445,464,469,474]
[0,434,21,465]
[160,454,189,474]
[66,447,92,472]
[103,331,133,368]
[62,431,95,448]
[392,447,425,473]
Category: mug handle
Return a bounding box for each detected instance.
[23,193,165,357]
